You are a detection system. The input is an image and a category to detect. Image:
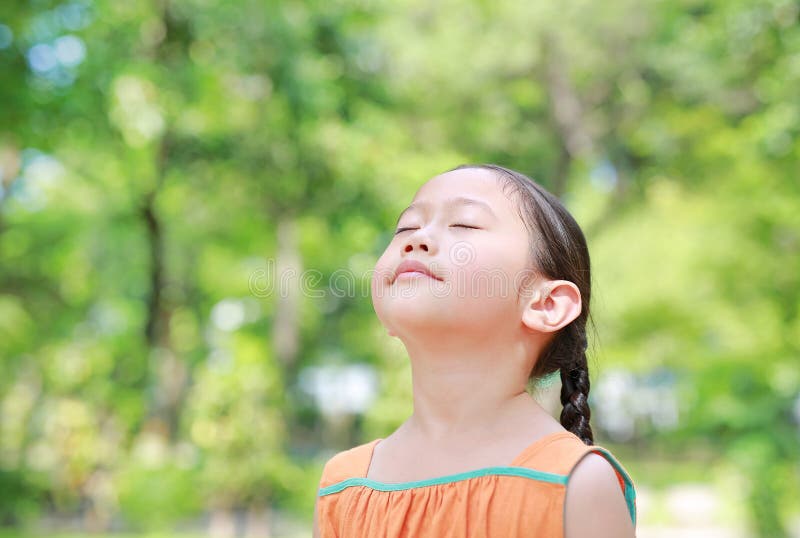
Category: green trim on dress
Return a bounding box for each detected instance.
[318,465,568,496]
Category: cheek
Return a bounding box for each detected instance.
[371,251,394,288]
[370,252,396,313]
[447,251,521,302]
[451,272,512,306]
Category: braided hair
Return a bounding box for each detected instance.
[450,164,595,445]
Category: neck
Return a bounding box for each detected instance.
[398,330,542,443]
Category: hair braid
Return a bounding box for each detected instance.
[559,327,593,445]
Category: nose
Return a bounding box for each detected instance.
[403,228,436,254]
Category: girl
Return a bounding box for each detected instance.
[314,164,637,537]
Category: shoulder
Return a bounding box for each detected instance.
[513,430,592,473]
[318,439,380,490]
[563,448,637,538]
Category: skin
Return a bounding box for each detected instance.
[313,168,634,537]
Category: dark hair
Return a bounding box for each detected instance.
[450,163,595,445]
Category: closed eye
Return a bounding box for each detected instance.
[394,224,481,235]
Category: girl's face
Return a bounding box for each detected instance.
[371,168,536,341]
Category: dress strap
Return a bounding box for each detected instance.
[319,439,382,490]
[568,445,638,528]
[513,431,590,473]
[514,432,637,527]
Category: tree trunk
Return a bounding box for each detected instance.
[208,506,237,538]
[273,215,302,367]
[244,504,272,538]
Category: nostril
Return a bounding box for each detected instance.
[404,242,429,252]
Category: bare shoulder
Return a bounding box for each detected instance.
[564,453,635,538]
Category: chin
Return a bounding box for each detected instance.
[383,316,455,342]
[373,293,449,332]
[382,297,495,334]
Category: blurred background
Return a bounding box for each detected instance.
[1,0,799,536]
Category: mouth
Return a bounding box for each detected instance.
[392,260,444,284]
[395,271,434,281]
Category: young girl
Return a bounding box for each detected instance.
[314,164,637,537]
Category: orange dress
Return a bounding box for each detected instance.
[317,431,636,537]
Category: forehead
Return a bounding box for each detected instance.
[410,168,514,211]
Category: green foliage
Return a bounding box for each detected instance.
[0,470,45,526]
[116,465,202,531]
[0,0,798,535]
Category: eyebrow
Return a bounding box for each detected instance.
[395,196,498,226]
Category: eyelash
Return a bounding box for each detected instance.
[394,224,480,235]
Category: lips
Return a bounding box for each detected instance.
[392,259,443,283]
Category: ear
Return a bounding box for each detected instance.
[521,279,582,333]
